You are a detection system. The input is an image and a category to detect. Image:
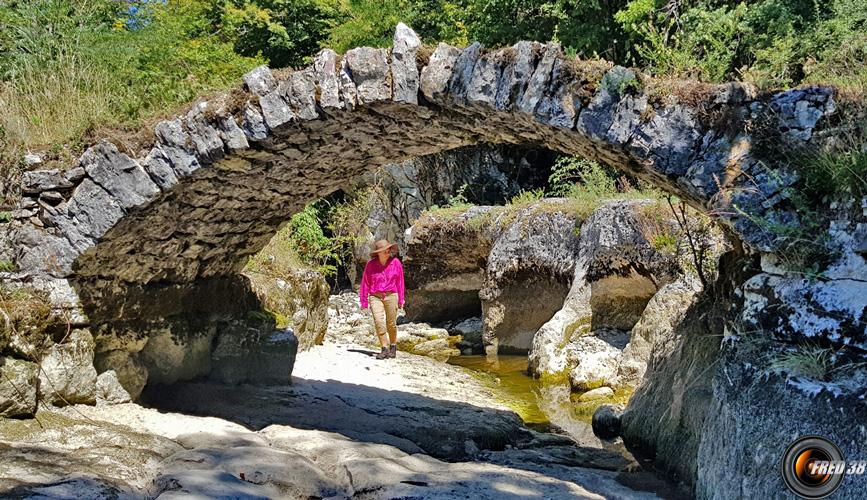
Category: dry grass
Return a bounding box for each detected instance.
[0,285,55,358]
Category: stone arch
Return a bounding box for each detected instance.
[11,23,838,384]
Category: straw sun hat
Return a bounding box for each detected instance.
[369,239,398,257]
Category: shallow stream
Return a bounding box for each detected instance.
[446,354,621,447]
[448,354,689,499]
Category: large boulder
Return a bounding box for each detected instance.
[528,199,727,395]
[93,350,148,401]
[405,199,583,354]
[210,324,298,385]
[528,200,681,378]
[0,357,39,417]
[245,267,330,351]
[37,328,98,406]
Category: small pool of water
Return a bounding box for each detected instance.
[447,354,549,426]
[447,354,631,447]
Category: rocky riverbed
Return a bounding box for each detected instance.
[0,306,685,499]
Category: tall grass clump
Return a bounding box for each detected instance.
[0,0,263,185]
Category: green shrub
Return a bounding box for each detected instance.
[221,0,341,68]
[509,188,546,207]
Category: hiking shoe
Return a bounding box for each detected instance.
[375,347,389,360]
[388,344,397,358]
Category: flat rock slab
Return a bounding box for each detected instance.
[0,343,664,499]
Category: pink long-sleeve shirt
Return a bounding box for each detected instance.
[359,257,405,309]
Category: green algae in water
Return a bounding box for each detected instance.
[447,355,549,425]
[447,355,635,428]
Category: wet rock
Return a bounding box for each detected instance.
[450,316,483,347]
[569,329,630,391]
[38,329,98,406]
[95,370,132,405]
[577,386,614,402]
[0,357,39,417]
[397,323,460,362]
[592,404,624,439]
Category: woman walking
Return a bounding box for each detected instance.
[359,239,405,360]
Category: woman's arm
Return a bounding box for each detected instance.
[359,262,370,309]
[396,259,405,307]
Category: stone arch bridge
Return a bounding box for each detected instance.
[10,24,843,383]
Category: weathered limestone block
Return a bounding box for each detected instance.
[534,58,582,129]
[21,169,73,194]
[529,200,679,377]
[241,101,269,140]
[448,42,482,100]
[285,69,319,121]
[740,271,867,351]
[391,22,421,104]
[614,279,702,387]
[770,86,836,140]
[243,65,278,96]
[314,49,342,109]
[94,350,148,401]
[344,47,391,104]
[185,102,226,164]
[153,118,202,176]
[466,53,500,106]
[420,43,461,100]
[519,43,560,114]
[0,357,39,417]
[245,267,330,352]
[95,370,132,405]
[80,141,160,209]
[211,327,298,385]
[38,328,98,406]
[405,200,581,353]
[495,41,542,111]
[568,329,629,391]
[259,83,296,130]
[142,147,180,190]
[139,327,214,386]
